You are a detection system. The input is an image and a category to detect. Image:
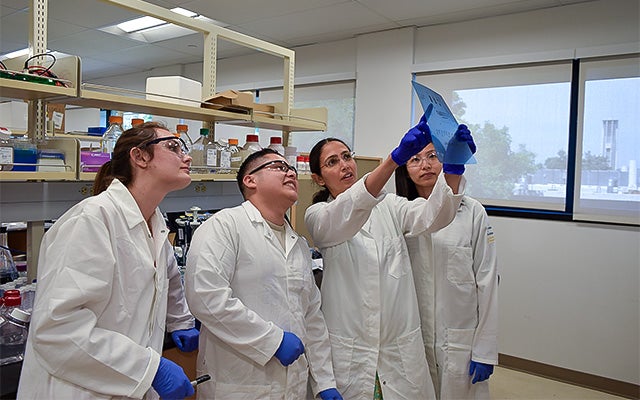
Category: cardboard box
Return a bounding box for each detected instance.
[252,102,276,118]
[203,90,254,112]
[47,103,66,133]
[146,76,202,107]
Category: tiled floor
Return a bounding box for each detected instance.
[490,366,629,400]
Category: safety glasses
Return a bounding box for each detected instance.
[321,151,355,169]
[137,136,190,157]
[248,159,297,176]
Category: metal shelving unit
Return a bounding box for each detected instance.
[0,0,328,275]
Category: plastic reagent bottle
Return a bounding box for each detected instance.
[267,136,285,156]
[228,138,242,169]
[239,134,262,165]
[0,130,13,171]
[101,115,124,155]
[0,227,17,285]
[0,307,31,366]
[204,131,217,168]
[191,128,209,169]
[176,124,193,147]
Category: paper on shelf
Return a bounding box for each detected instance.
[411,81,476,165]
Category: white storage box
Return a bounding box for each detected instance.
[146,76,202,106]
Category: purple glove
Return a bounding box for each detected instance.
[152,357,195,399]
[443,124,476,175]
[274,331,305,366]
[319,388,343,400]
[171,327,199,352]
[469,360,494,384]
[391,113,432,165]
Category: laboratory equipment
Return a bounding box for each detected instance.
[0,304,30,366]
[0,227,18,285]
[101,115,124,155]
[267,137,285,156]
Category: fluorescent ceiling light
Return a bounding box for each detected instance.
[116,8,200,34]
[172,8,197,18]
[1,49,61,61]
[117,16,165,33]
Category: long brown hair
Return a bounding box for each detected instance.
[93,121,166,195]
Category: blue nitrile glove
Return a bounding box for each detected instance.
[443,124,476,175]
[469,360,494,384]
[319,388,343,400]
[274,331,305,366]
[152,357,195,399]
[171,327,199,352]
[391,114,432,166]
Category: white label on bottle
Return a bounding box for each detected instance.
[206,149,217,167]
[0,146,13,165]
[220,151,231,168]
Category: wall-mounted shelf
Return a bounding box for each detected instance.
[0,78,77,100]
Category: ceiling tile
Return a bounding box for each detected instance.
[237,1,394,45]
[48,29,145,57]
[176,0,349,26]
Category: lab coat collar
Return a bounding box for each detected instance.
[241,200,301,257]
[105,179,148,231]
[106,179,168,261]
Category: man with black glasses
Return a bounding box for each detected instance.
[184,148,342,400]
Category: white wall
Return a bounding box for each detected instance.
[83,0,639,385]
[493,217,639,384]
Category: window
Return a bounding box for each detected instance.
[258,81,355,152]
[415,55,640,225]
[415,63,573,211]
[575,55,640,225]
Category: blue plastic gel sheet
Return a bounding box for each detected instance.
[411,81,476,165]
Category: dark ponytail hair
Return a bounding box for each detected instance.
[92,160,114,195]
[308,137,350,204]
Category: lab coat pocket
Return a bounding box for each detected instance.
[383,236,410,279]
[329,333,354,389]
[397,328,430,386]
[444,328,474,376]
[446,246,474,284]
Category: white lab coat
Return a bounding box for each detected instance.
[407,196,498,400]
[304,173,464,400]
[184,201,336,399]
[17,179,195,400]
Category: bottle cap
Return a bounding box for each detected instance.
[269,136,282,144]
[3,290,20,297]
[228,138,239,145]
[246,134,259,142]
[200,128,209,136]
[3,295,21,306]
[108,115,123,124]
[176,124,188,132]
[131,118,144,127]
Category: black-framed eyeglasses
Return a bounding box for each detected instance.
[321,151,355,169]
[248,159,297,176]
[137,136,189,157]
